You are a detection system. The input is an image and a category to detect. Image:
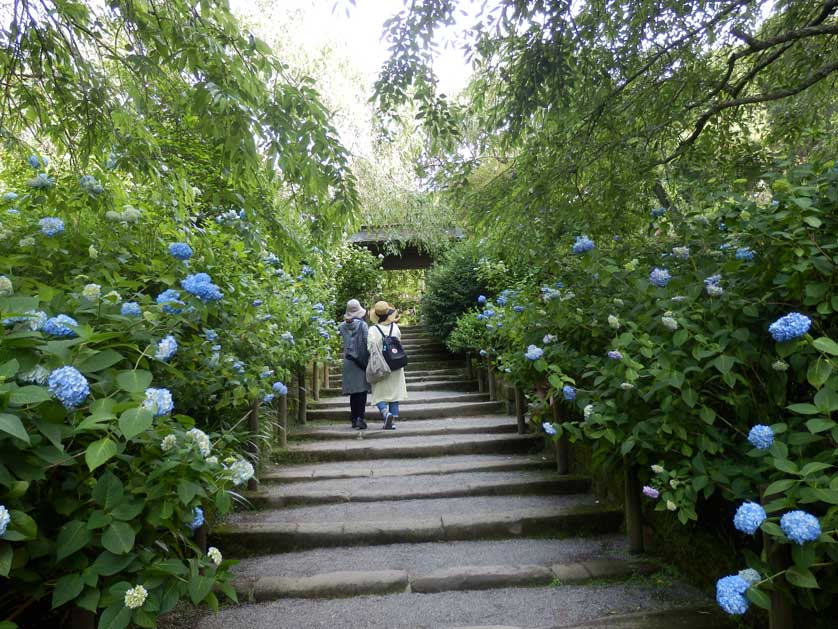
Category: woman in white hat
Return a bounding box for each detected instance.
[367,301,407,430]
[338,299,371,430]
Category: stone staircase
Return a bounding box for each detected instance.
[199,327,722,628]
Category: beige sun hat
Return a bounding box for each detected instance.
[344,299,366,320]
[369,300,400,324]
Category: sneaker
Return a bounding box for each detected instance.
[356,418,368,430]
[383,413,396,430]
[351,417,359,430]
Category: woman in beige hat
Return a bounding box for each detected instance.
[367,301,407,430]
[338,299,371,430]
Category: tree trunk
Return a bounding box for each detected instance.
[312,361,320,401]
[486,356,496,401]
[297,365,307,425]
[514,386,527,434]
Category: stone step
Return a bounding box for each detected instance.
[288,416,515,441]
[310,391,489,410]
[234,558,657,602]
[304,400,506,422]
[275,432,540,462]
[260,453,555,484]
[328,352,454,375]
[194,595,723,629]
[212,495,623,554]
[329,372,469,388]
[245,469,590,507]
[407,379,479,392]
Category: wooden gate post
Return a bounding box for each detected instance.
[623,458,644,554]
[552,400,570,474]
[296,365,307,425]
[323,362,330,388]
[477,364,486,393]
[247,398,260,491]
[514,386,527,434]
[312,361,321,401]
[486,355,496,401]
[277,394,288,449]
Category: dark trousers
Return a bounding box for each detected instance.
[349,392,367,421]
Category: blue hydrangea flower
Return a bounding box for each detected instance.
[733,502,766,534]
[23,310,47,331]
[2,192,18,202]
[0,504,9,536]
[79,175,103,194]
[43,314,79,337]
[121,302,141,317]
[525,345,544,361]
[106,153,118,170]
[716,575,750,615]
[272,382,288,396]
[735,247,755,261]
[29,173,55,189]
[7,209,19,215]
[312,303,325,313]
[142,387,174,416]
[281,331,294,344]
[649,268,671,287]
[27,154,43,169]
[318,328,330,339]
[156,289,185,314]
[780,511,821,544]
[262,393,275,404]
[497,295,508,306]
[562,385,576,401]
[477,295,487,305]
[168,242,193,260]
[48,366,90,409]
[181,273,223,303]
[205,329,218,342]
[483,309,495,318]
[542,422,557,436]
[572,235,595,254]
[252,299,263,307]
[738,569,761,586]
[607,350,623,360]
[650,207,666,218]
[232,360,245,374]
[513,305,525,313]
[260,369,274,379]
[768,312,811,342]
[155,335,178,362]
[479,349,488,357]
[39,217,64,236]
[747,425,774,450]
[189,506,204,531]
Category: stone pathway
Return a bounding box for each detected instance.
[197,327,725,628]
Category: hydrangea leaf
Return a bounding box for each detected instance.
[51,572,85,609]
[746,587,770,610]
[115,370,153,394]
[118,408,154,441]
[85,437,118,471]
[55,520,91,561]
[101,522,135,555]
[76,349,125,373]
[0,413,30,444]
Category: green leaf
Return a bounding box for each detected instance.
[118,408,154,441]
[712,354,735,375]
[812,336,838,355]
[115,370,153,393]
[681,387,698,408]
[146,558,187,576]
[85,438,118,471]
[98,603,132,629]
[800,462,833,477]
[76,350,125,373]
[814,387,838,412]
[764,479,796,496]
[0,359,19,380]
[806,418,836,433]
[92,550,135,576]
[786,566,819,588]
[93,472,125,510]
[110,501,144,521]
[787,403,820,415]
[9,385,52,406]
[101,522,135,555]
[52,573,85,609]
[672,329,688,347]
[792,543,816,570]
[0,413,30,444]
[86,510,112,530]
[746,586,770,610]
[177,480,199,505]
[1,510,36,542]
[807,358,832,388]
[34,419,64,451]
[188,574,215,604]
[0,544,12,577]
[773,458,798,474]
[76,587,100,613]
[56,520,91,561]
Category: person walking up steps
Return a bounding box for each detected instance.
[367,301,407,430]
[338,299,371,430]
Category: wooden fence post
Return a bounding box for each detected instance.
[465,352,473,380]
[486,355,496,401]
[194,524,207,553]
[247,398,260,491]
[296,366,307,425]
[623,458,644,554]
[323,362,330,389]
[552,400,570,474]
[277,394,288,449]
[477,363,486,393]
[312,361,320,401]
[514,386,527,434]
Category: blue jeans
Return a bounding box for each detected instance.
[377,401,399,417]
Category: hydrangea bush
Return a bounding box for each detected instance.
[441,160,838,618]
[0,158,338,626]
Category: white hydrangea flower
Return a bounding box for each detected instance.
[772,360,789,372]
[651,464,665,474]
[607,315,620,329]
[624,259,639,271]
[19,365,50,385]
[666,500,677,511]
[543,334,557,345]
[206,456,218,465]
[160,434,177,452]
[88,245,98,259]
[669,479,679,489]
[227,458,254,486]
[661,315,679,330]
[583,404,594,420]
[82,283,101,301]
[104,290,121,304]
[706,284,724,297]
[613,298,624,307]
[207,546,222,566]
[186,428,211,458]
[619,382,634,390]
[0,276,12,296]
[124,585,148,609]
[18,237,35,248]
[672,246,690,260]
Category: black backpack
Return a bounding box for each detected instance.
[375,323,408,371]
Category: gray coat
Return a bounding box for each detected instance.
[338,318,371,395]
